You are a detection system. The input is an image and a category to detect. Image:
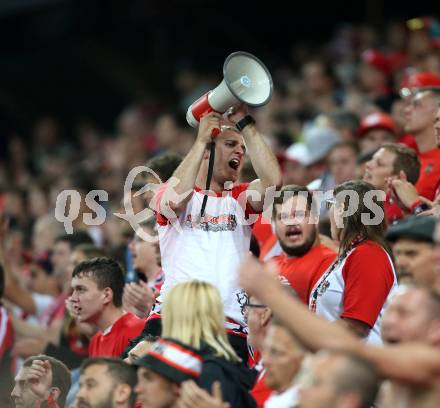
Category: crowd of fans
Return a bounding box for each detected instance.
[1,15,440,408]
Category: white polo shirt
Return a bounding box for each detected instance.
[309,241,398,345]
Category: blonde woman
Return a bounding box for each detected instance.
[162,280,257,408]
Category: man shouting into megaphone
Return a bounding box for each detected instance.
[136,104,281,360]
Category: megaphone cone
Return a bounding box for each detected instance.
[186,51,273,128]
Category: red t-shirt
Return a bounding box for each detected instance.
[251,371,272,408]
[416,148,440,201]
[252,215,273,248]
[384,196,404,225]
[274,244,336,304]
[89,313,145,357]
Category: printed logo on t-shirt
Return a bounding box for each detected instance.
[185,213,237,232]
[425,163,434,174]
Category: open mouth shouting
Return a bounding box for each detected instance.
[228,158,241,170]
[285,225,303,242]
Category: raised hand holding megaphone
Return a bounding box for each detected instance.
[187,51,273,217]
[186,51,273,137]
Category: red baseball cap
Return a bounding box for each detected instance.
[361,49,391,77]
[400,71,440,98]
[358,112,397,137]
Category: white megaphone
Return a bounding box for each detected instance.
[186,51,273,135]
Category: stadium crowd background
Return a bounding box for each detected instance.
[2,2,440,407]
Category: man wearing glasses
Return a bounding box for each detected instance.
[243,284,298,408]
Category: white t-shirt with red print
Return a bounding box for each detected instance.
[156,183,257,327]
[309,240,397,345]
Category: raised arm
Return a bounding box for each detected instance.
[158,112,221,216]
[228,106,282,212]
[239,255,358,352]
[239,255,440,386]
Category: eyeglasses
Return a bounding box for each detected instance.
[242,302,268,315]
[325,197,336,210]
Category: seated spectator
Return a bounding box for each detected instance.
[328,141,359,185]
[400,71,440,200]
[12,244,106,369]
[262,316,305,407]
[162,280,257,407]
[123,219,163,319]
[358,112,397,155]
[245,283,298,408]
[69,257,145,357]
[363,142,420,224]
[134,338,203,408]
[386,216,437,284]
[359,49,393,112]
[125,334,159,365]
[75,357,137,408]
[11,355,71,408]
[380,284,440,346]
[326,110,360,142]
[299,351,379,408]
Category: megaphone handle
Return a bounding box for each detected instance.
[200,140,216,217]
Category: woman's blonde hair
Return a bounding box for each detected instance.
[162,280,240,362]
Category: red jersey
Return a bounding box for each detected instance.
[252,215,273,248]
[251,371,271,408]
[89,312,145,357]
[416,148,440,201]
[274,244,336,304]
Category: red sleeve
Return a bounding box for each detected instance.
[340,243,395,327]
[231,182,261,218]
[155,183,169,226]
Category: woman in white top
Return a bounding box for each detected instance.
[309,180,398,345]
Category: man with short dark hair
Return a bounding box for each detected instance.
[363,142,420,223]
[299,351,379,408]
[271,185,336,304]
[69,257,145,357]
[328,141,359,185]
[11,355,71,408]
[76,357,137,408]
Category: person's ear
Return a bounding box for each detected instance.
[261,308,272,328]
[114,383,132,404]
[102,287,113,305]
